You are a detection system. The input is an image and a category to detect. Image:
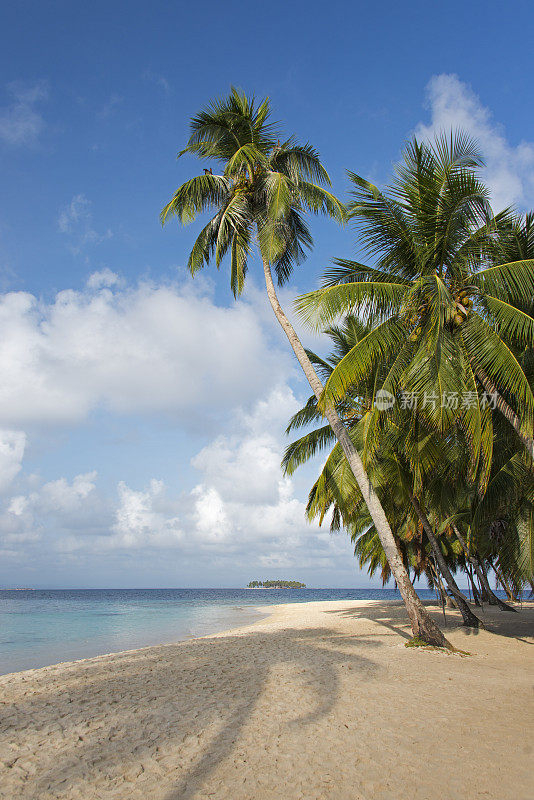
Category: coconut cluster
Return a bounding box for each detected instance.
[453,289,473,326]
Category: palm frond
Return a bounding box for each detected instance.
[295,281,407,330]
[462,314,534,428]
[282,425,336,476]
[160,173,230,225]
[472,259,534,302]
[321,317,406,407]
[483,295,534,348]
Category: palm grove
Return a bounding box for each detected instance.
[162,90,534,648]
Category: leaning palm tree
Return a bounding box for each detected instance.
[161,89,449,646]
[283,320,485,627]
[296,133,534,477]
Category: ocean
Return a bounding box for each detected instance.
[0,586,447,675]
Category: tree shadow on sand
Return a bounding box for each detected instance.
[5,626,384,800]
[325,599,534,643]
[324,600,417,641]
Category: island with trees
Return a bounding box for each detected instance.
[246,580,306,589]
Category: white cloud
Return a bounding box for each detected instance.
[191,486,230,542]
[191,387,299,505]
[57,194,113,255]
[0,276,356,583]
[0,430,26,491]
[0,81,47,147]
[416,74,534,211]
[0,385,355,582]
[105,387,336,567]
[110,480,183,549]
[57,194,90,234]
[0,470,98,549]
[0,277,292,426]
[185,388,338,566]
[36,472,97,514]
[86,268,121,290]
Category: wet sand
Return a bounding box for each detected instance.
[1,599,533,800]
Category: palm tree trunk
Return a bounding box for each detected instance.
[432,562,457,609]
[475,368,534,459]
[465,563,482,606]
[429,560,448,624]
[477,567,493,603]
[453,526,516,612]
[408,494,483,628]
[492,560,519,602]
[262,257,450,648]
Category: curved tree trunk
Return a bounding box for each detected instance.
[262,258,450,648]
[492,560,520,602]
[429,561,448,624]
[453,526,517,612]
[475,368,534,460]
[409,494,483,628]
[433,564,458,609]
[479,561,517,610]
[477,572,492,603]
[465,563,482,606]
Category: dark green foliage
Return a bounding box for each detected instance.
[247,580,306,588]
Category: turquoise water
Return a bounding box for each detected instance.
[0,587,438,674]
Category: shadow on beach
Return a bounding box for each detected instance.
[326,599,534,642]
[2,624,384,800]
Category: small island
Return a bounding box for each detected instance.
[247,580,306,589]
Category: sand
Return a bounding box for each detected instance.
[1,599,533,800]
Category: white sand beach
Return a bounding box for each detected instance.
[1,599,533,800]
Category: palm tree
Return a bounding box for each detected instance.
[296,134,534,480]
[283,319,485,627]
[161,89,449,647]
[483,211,534,458]
[467,417,534,599]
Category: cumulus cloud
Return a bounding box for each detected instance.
[0,274,356,584]
[191,387,300,505]
[99,386,339,570]
[97,388,310,555]
[86,268,122,290]
[0,81,47,147]
[111,480,183,549]
[0,471,98,550]
[416,74,534,211]
[36,472,97,515]
[0,385,351,583]
[0,276,292,427]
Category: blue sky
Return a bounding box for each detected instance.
[0,0,533,588]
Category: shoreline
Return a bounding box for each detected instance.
[0,604,274,680]
[1,590,425,677]
[0,607,270,679]
[2,599,533,800]
[0,598,396,679]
